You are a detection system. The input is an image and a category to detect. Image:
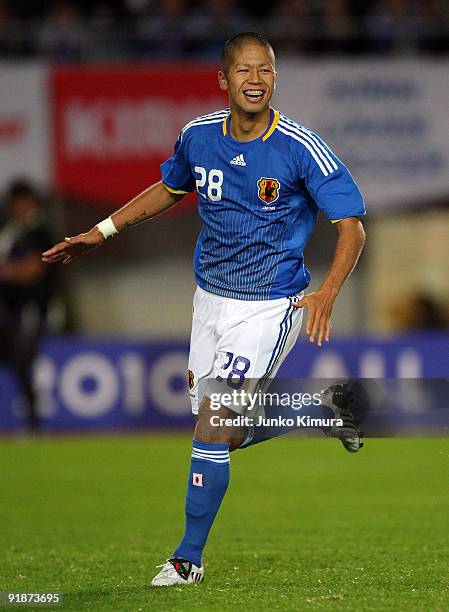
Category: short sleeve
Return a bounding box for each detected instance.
[299,132,366,221]
[160,133,195,194]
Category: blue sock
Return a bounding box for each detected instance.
[173,440,230,566]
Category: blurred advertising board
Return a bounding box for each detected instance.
[0,334,447,432]
[50,65,226,205]
[0,65,49,189]
[277,60,449,210]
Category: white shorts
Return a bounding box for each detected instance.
[188,286,304,415]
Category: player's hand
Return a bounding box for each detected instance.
[41,227,105,265]
[293,286,338,347]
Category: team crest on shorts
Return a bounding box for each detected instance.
[257,177,280,204]
[188,369,195,390]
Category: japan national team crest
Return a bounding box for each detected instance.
[257,177,280,204]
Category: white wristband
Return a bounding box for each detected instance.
[96,217,118,239]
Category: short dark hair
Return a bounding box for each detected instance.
[7,179,40,204]
[221,32,274,73]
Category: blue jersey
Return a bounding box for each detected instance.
[161,108,365,301]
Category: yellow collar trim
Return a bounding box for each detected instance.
[262,110,279,141]
[222,109,279,141]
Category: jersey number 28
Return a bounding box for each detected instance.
[194,166,223,202]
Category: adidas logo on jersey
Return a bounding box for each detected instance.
[229,154,246,166]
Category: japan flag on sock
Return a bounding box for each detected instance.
[192,472,204,487]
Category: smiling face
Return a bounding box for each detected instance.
[218,42,276,115]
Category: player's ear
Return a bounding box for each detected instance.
[218,70,228,92]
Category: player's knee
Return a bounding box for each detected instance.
[194,414,242,446]
[194,398,244,448]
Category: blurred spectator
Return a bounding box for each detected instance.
[137,0,190,58]
[0,0,26,56]
[415,0,449,54]
[271,0,319,55]
[365,0,406,54]
[0,0,13,55]
[125,0,154,14]
[390,291,448,331]
[0,180,55,433]
[36,0,86,61]
[86,3,126,60]
[188,0,249,58]
[319,0,359,54]
[0,0,448,60]
[365,0,449,55]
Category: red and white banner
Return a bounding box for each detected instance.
[0,65,49,191]
[51,65,226,206]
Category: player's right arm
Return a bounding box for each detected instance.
[42,181,185,265]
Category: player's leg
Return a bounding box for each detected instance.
[152,397,243,586]
[239,381,365,451]
[152,288,242,586]
[168,287,248,576]
[168,396,243,573]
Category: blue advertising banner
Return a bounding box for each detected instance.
[0,334,448,432]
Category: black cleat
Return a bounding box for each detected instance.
[321,383,365,453]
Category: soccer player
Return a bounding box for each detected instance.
[42,32,366,586]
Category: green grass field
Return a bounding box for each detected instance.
[1,435,448,611]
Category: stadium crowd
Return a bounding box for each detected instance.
[0,0,449,60]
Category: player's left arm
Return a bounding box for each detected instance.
[296,128,367,346]
[294,217,365,346]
